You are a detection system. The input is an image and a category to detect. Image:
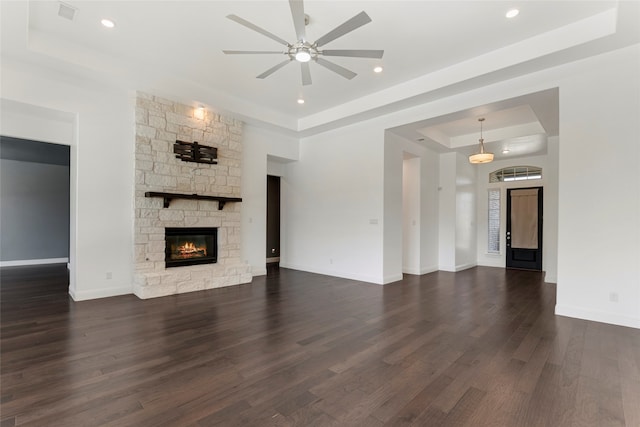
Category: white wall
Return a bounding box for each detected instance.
[384,132,440,280]
[437,152,476,271]
[1,60,135,300]
[455,153,477,270]
[544,137,559,283]
[1,159,70,263]
[438,153,457,271]
[402,156,420,274]
[419,147,440,275]
[475,144,559,284]
[555,45,640,328]
[282,124,385,283]
[0,100,75,145]
[241,125,298,276]
[383,134,404,283]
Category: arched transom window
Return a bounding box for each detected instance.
[490,166,542,183]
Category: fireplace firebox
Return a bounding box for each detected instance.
[165,227,217,268]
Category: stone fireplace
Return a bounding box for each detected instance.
[133,93,251,299]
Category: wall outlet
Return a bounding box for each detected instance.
[609,292,618,303]
[329,258,333,264]
[106,272,112,280]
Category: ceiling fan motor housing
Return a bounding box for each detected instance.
[290,42,317,62]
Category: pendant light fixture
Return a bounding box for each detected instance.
[469,117,494,164]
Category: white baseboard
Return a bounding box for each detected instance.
[382,274,403,284]
[402,265,438,276]
[420,265,439,275]
[555,304,640,329]
[69,285,132,301]
[279,262,384,284]
[402,266,421,275]
[440,263,476,272]
[0,258,69,267]
[454,263,477,272]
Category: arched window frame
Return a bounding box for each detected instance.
[489,166,542,183]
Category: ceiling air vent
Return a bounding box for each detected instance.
[58,2,76,21]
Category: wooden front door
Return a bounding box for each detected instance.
[506,187,543,271]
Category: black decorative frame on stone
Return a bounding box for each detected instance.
[173,140,218,164]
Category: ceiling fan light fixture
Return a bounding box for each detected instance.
[469,118,494,164]
[294,49,312,62]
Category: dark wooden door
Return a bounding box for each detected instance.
[506,187,543,271]
[266,175,280,263]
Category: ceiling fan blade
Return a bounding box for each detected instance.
[316,57,357,80]
[322,49,384,58]
[223,50,285,55]
[227,14,290,47]
[289,0,306,41]
[314,11,372,48]
[257,59,293,79]
[301,62,312,86]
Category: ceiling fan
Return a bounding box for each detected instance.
[223,0,384,86]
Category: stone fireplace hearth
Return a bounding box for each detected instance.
[133,93,251,299]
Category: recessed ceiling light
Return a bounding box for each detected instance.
[101,18,115,28]
[506,9,519,18]
[297,98,305,104]
[373,66,383,73]
[502,148,510,154]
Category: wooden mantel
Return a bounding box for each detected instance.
[144,192,242,210]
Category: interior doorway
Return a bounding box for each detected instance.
[0,136,70,267]
[506,187,543,270]
[266,175,281,265]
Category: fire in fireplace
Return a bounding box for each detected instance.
[165,227,217,268]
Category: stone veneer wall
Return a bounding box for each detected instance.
[133,92,251,298]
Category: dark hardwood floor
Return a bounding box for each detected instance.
[1,264,639,426]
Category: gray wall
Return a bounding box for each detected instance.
[1,155,70,262]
